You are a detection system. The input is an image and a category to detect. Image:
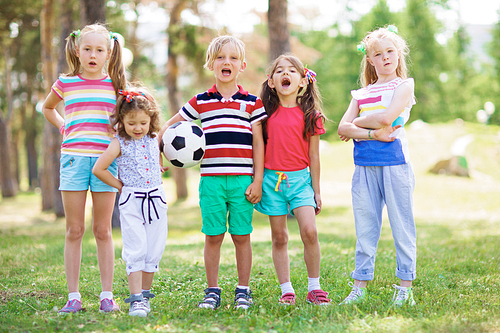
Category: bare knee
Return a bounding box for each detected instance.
[206,234,224,247]
[301,227,318,246]
[93,223,112,241]
[272,231,289,248]
[66,224,85,241]
[231,234,250,247]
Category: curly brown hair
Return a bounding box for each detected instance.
[110,85,162,140]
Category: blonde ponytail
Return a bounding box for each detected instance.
[65,31,82,76]
[108,36,126,94]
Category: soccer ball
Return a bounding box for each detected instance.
[162,121,206,168]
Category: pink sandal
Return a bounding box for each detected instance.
[306,289,331,305]
[279,292,296,305]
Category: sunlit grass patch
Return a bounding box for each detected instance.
[1,122,500,332]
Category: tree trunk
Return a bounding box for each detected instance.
[268,0,290,62]
[25,104,39,190]
[0,47,18,198]
[25,82,39,190]
[79,0,105,24]
[12,126,20,188]
[128,0,141,81]
[40,0,57,211]
[166,0,189,200]
[0,120,17,198]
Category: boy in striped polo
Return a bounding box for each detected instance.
[160,36,266,310]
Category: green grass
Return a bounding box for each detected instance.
[1,122,500,332]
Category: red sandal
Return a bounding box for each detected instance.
[306,289,331,305]
[279,292,296,305]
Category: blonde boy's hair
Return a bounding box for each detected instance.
[204,35,246,69]
[359,25,410,87]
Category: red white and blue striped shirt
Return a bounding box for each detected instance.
[179,85,267,176]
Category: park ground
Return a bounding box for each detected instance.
[1,121,499,332]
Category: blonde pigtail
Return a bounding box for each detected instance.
[65,33,81,76]
[108,37,126,94]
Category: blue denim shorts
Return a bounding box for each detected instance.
[255,168,316,216]
[59,154,118,192]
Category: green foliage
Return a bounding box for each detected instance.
[486,11,500,124]
[488,11,500,81]
[297,0,500,129]
[355,0,397,36]
[296,28,359,137]
[401,0,446,122]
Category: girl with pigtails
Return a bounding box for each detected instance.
[42,23,126,314]
[255,54,331,306]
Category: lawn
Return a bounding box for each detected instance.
[1,121,499,332]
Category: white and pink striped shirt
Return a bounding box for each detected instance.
[52,75,116,157]
[351,77,416,166]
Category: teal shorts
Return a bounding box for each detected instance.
[255,168,316,216]
[59,154,118,192]
[199,175,254,236]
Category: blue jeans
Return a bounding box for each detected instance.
[351,163,417,281]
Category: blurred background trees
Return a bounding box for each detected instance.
[0,0,499,211]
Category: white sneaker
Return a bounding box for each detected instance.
[392,284,416,307]
[340,282,367,305]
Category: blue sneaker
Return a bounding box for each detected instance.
[234,288,253,310]
[198,287,221,310]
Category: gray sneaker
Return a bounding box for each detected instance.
[392,284,416,307]
[340,282,367,305]
[142,291,155,313]
[125,294,148,317]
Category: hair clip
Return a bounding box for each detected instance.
[357,42,366,55]
[119,89,145,103]
[304,66,317,84]
[70,30,81,39]
[110,32,118,41]
[387,25,398,34]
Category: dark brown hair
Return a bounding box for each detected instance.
[110,85,162,140]
[260,53,325,141]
